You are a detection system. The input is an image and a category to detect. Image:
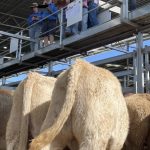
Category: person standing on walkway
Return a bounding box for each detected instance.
[27,3,42,51]
[41,0,58,46]
[81,0,88,31]
[88,0,99,28]
[55,0,70,38]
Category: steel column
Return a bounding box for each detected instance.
[47,62,53,76]
[136,32,144,93]
[2,76,6,86]
[59,8,64,46]
[145,46,150,93]
[18,31,23,60]
[133,51,137,93]
[121,0,129,20]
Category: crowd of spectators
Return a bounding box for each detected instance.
[27,0,100,51]
[27,0,136,51]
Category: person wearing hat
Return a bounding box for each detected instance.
[27,2,42,51]
[40,0,58,46]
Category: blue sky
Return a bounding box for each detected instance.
[5,39,150,84]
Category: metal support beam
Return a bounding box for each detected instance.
[20,62,38,67]
[121,0,129,21]
[120,0,140,27]
[123,76,127,88]
[129,4,150,21]
[122,87,135,94]
[105,45,129,53]
[136,32,144,93]
[2,76,6,86]
[18,31,23,60]
[145,46,150,93]
[133,51,137,93]
[47,62,53,76]
[0,22,26,30]
[0,12,26,21]
[34,53,52,59]
[63,47,75,51]
[114,70,133,77]
[59,8,64,46]
[0,31,34,42]
[126,58,129,87]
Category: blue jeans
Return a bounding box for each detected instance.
[88,2,99,28]
[81,7,88,31]
[29,24,41,51]
[66,23,79,35]
[129,0,136,11]
[66,7,88,34]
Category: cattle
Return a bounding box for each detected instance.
[123,94,150,150]
[0,89,13,150]
[29,59,129,150]
[6,72,56,150]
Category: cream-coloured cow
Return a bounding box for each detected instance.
[6,72,56,150]
[29,60,129,150]
[123,94,150,150]
[0,89,13,150]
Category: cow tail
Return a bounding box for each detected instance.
[29,60,82,150]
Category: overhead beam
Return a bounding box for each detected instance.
[114,70,134,77]
[0,31,34,42]
[0,12,26,20]
[0,22,26,30]
[105,45,129,53]
[34,53,52,59]
[93,52,134,66]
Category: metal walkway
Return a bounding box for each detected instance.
[0,1,150,78]
[3,46,150,94]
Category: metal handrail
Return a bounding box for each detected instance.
[0,0,122,61]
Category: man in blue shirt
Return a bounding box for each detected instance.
[41,0,58,46]
[27,3,42,51]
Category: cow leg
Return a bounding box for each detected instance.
[0,137,5,150]
[146,131,150,150]
[124,125,149,150]
[120,138,144,150]
[50,138,77,150]
[67,139,78,150]
[125,144,143,150]
[63,146,70,150]
[78,135,109,150]
[6,136,18,150]
[50,141,66,150]
[107,137,125,150]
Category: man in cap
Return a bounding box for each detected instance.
[27,3,42,51]
[40,0,58,46]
